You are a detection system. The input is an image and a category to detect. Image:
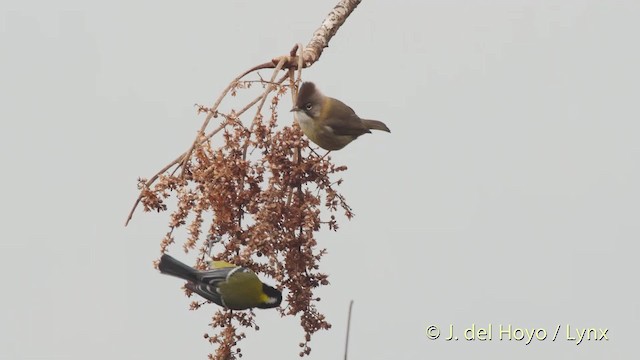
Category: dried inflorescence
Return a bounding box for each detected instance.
[136,80,352,359]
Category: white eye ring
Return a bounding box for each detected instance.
[305,103,312,111]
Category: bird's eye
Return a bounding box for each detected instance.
[305,103,312,111]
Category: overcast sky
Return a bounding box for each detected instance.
[1,0,638,359]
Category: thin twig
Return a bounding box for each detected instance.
[124,123,225,226]
[250,57,287,124]
[344,300,354,360]
[290,45,304,165]
[124,72,289,226]
[177,58,287,180]
[179,66,264,178]
[179,55,287,179]
[236,73,289,119]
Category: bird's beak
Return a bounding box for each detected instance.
[290,106,299,112]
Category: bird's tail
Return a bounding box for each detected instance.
[362,119,391,133]
[158,254,199,283]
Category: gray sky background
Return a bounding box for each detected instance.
[1,0,638,359]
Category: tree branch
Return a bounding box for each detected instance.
[126,0,363,357]
[125,1,361,226]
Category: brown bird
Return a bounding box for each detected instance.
[291,82,390,151]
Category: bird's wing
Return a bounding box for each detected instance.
[323,98,371,136]
[325,117,371,136]
[185,282,224,306]
[186,267,242,307]
[196,266,239,285]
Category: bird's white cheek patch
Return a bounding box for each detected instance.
[296,112,313,126]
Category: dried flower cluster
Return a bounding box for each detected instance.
[133,80,352,359]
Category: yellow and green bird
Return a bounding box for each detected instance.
[158,254,282,310]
